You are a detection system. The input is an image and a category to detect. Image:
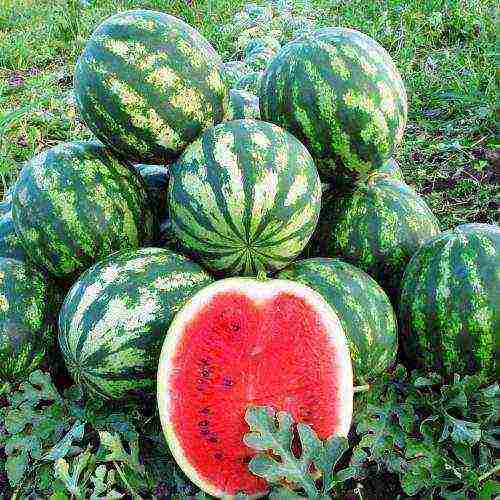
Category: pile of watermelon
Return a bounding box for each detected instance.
[0,6,497,498]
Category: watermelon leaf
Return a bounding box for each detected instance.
[244,406,349,497]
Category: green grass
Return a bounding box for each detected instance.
[0,0,497,228]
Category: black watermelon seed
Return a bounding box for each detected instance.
[200,407,210,414]
[199,420,209,427]
[209,436,218,443]
[214,452,223,460]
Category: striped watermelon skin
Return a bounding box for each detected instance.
[0,212,28,262]
[327,175,440,300]
[400,223,499,378]
[12,141,154,280]
[74,10,228,163]
[58,247,213,400]
[260,28,407,179]
[278,258,397,383]
[225,89,260,121]
[169,119,322,276]
[0,258,56,381]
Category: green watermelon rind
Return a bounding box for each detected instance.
[74,9,228,163]
[168,119,322,276]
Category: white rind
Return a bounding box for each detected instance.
[157,277,354,499]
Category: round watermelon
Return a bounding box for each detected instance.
[326,175,440,300]
[0,258,57,381]
[260,28,407,179]
[58,247,213,400]
[400,223,499,378]
[0,212,28,262]
[225,89,260,121]
[74,10,228,163]
[157,277,353,498]
[278,258,397,384]
[12,141,154,280]
[168,119,322,276]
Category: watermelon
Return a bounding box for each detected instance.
[0,212,28,262]
[326,175,440,300]
[225,89,260,121]
[278,258,397,383]
[12,141,154,280]
[58,247,213,400]
[74,10,228,163]
[0,258,56,381]
[169,119,322,276]
[260,28,407,179]
[157,277,353,498]
[399,223,499,378]
[234,71,263,94]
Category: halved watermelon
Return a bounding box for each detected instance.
[157,278,353,498]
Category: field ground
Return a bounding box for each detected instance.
[0,0,498,229]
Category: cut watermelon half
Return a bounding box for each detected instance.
[157,278,353,498]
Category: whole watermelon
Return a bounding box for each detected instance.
[0,258,57,381]
[74,10,228,163]
[58,247,213,400]
[12,141,154,280]
[0,212,28,261]
[225,89,260,121]
[326,175,440,300]
[279,258,397,383]
[260,28,407,179]
[400,223,499,378]
[169,119,321,276]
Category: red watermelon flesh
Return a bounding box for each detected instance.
[157,278,353,498]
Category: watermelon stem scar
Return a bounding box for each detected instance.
[157,278,353,498]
